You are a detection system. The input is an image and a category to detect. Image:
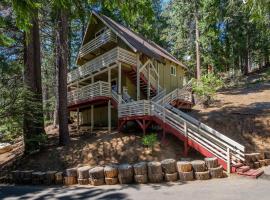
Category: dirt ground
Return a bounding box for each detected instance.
[190,72,270,152]
[12,126,202,171]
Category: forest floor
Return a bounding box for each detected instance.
[190,67,270,152]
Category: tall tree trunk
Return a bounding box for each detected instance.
[23,11,45,152]
[56,8,70,145]
[195,11,201,80]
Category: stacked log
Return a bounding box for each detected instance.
[44,171,57,185]
[77,166,91,185]
[104,164,118,185]
[244,153,266,169]
[118,164,133,184]
[64,168,78,185]
[89,166,105,186]
[133,162,148,184]
[11,170,21,184]
[161,159,177,182]
[148,161,163,183]
[176,161,193,181]
[204,157,223,178]
[55,172,63,184]
[191,160,210,180]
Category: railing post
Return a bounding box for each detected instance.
[227,147,231,175]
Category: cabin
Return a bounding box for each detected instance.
[67,11,191,130]
[67,12,245,172]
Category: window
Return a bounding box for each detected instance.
[170,66,176,76]
[95,27,107,38]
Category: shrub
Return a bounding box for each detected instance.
[192,73,224,106]
[142,133,158,150]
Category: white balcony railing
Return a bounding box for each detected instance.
[68,47,137,83]
[68,81,110,105]
[78,29,117,58]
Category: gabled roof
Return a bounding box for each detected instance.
[80,11,187,69]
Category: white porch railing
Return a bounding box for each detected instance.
[78,29,117,58]
[157,80,193,105]
[118,100,245,168]
[68,81,110,104]
[68,47,137,83]
[118,100,151,117]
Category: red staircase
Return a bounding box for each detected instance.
[127,66,157,98]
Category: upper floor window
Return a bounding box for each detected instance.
[170,66,176,76]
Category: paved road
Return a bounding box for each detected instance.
[0,176,269,200]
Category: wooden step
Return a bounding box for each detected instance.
[236,166,250,173]
[237,168,264,179]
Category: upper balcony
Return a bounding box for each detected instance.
[78,29,117,60]
[68,47,137,84]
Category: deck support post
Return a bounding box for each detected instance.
[91,77,94,133]
[136,54,140,100]
[183,122,189,156]
[108,68,111,133]
[227,147,231,175]
[76,108,80,132]
[147,64,151,100]
[118,62,122,96]
[143,119,146,135]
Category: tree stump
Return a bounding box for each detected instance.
[178,171,194,181]
[44,171,57,185]
[254,162,260,169]
[11,170,22,184]
[264,159,270,165]
[66,168,77,177]
[78,166,91,179]
[259,160,267,166]
[165,172,178,182]
[134,174,148,184]
[90,178,105,186]
[209,166,223,178]
[195,171,210,180]
[133,162,147,175]
[55,172,63,184]
[161,159,176,174]
[104,164,118,178]
[89,166,105,179]
[64,176,77,185]
[264,151,270,159]
[204,157,218,169]
[177,161,192,172]
[78,178,89,185]
[105,177,118,185]
[191,160,207,172]
[148,161,162,175]
[118,164,133,184]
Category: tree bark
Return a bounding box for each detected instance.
[56,8,70,145]
[195,10,201,80]
[23,10,45,152]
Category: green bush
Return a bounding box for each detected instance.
[192,73,224,106]
[142,133,158,149]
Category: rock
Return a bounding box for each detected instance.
[0,143,12,154]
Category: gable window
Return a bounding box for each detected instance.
[95,27,107,38]
[170,66,176,76]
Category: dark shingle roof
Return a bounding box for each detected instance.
[93,11,186,69]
